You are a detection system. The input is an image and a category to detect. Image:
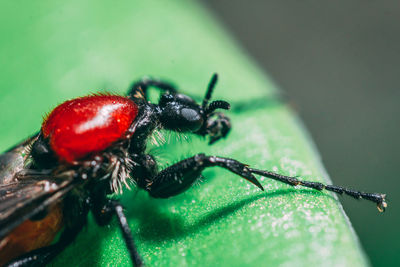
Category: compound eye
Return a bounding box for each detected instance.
[180,108,203,131]
[181,108,200,122]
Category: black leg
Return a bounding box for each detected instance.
[145,153,264,198]
[5,244,62,267]
[128,77,177,100]
[144,154,387,212]
[248,168,387,212]
[92,198,143,267]
[114,202,143,267]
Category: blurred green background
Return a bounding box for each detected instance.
[202,1,399,266]
[0,0,396,266]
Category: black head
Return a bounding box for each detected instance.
[157,74,231,144]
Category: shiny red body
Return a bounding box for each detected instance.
[0,95,138,265]
[42,95,138,163]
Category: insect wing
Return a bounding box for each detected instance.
[0,173,75,241]
[0,137,35,185]
[0,136,75,240]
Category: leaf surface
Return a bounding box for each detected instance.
[0,1,368,266]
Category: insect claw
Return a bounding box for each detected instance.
[377,201,387,212]
[242,173,264,191]
[377,194,387,212]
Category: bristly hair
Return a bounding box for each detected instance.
[23,137,38,169]
[109,153,136,194]
[150,128,166,147]
[148,122,166,147]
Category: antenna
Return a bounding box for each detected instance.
[202,73,218,109]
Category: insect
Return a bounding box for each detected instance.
[0,74,387,266]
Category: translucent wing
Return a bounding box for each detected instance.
[0,134,36,185]
[0,136,76,240]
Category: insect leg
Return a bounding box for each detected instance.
[128,77,177,100]
[4,244,61,267]
[107,200,143,267]
[91,194,143,267]
[114,202,143,267]
[248,168,387,212]
[144,154,387,212]
[145,154,264,198]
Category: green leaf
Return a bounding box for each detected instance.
[0,0,368,266]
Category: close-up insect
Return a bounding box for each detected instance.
[0,74,387,267]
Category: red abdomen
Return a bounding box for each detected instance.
[42,95,138,163]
